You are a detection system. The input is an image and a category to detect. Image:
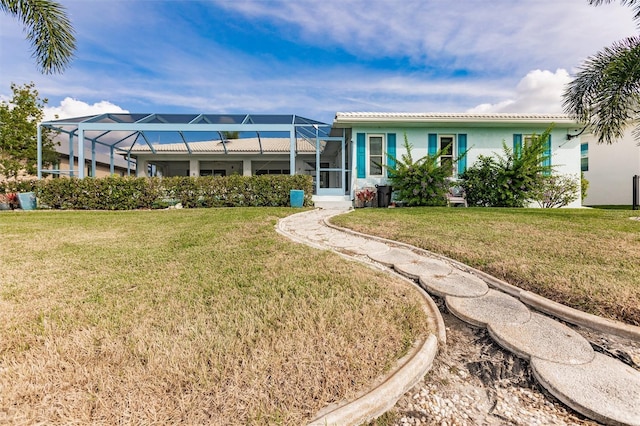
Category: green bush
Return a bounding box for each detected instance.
[461,128,552,207]
[384,134,454,206]
[0,179,37,194]
[33,174,313,210]
[581,172,589,202]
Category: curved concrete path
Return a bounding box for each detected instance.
[277,208,640,426]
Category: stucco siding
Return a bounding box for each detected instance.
[350,125,582,207]
[582,132,640,206]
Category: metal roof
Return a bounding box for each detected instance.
[123,138,318,155]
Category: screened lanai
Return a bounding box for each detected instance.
[38,113,350,196]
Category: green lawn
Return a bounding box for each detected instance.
[0,208,429,425]
[331,207,640,326]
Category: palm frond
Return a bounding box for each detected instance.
[563,36,640,144]
[589,0,640,24]
[1,0,76,74]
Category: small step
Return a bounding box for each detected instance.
[312,195,352,210]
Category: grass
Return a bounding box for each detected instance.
[0,208,429,424]
[330,207,640,326]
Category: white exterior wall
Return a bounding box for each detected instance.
[582,131,640,206]
[351,125,582,207]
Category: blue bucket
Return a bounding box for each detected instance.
[290,189,304,208]
[18,192,37,210]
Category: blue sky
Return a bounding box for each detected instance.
[0,0,636,124]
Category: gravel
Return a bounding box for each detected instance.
[386,296,640,426]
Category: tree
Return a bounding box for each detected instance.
[563,0,640,144]
[0,82,58,180]
[0,0,76,74]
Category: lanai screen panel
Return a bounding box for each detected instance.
[38,113,334,178]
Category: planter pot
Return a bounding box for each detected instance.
[18,192,37,210]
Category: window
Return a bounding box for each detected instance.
[368,134,384,176]
[514,133,551,174]
[439,135,454,176]
[581,142,589,172]
[255,169,290,175]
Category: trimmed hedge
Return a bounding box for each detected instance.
[29,175,313,210]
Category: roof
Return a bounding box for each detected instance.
[122,138,318,155]
[333,112,581,128]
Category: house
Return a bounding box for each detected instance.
[332,112,584,207]
[46,136,134,178]
[580,128,640,206]
[37,112,584,207]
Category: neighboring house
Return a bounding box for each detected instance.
[46,136,135,178]
[332,112,584,207]
[37,112,584,206]
[580,129,640,206]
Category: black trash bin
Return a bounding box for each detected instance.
[376,185,392,208]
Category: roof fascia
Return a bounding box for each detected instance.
[333,114,580,128]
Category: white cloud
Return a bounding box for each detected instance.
[467,69,572,114]
[43,98,129,121]
[213,0,636,74]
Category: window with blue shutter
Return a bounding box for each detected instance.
[387,133,396,177]
[457,134,467,176]
[513,134,522,157]
[428,133,438,156]
[542,134,551,174]
[356,133,366,178]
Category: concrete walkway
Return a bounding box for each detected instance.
[276,207,640,426]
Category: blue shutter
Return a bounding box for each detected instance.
[457,134,467,176]
[356,133,366,178]
[428,133,438,156]
[542,134,552,174]
[513,134,522,157]
[387,133,396,177]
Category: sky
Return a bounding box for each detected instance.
[0,0,637,125]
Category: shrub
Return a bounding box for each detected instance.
[460,127,552,207]
[529,174,580,208]
[33,174,313,210]
[384,133,455,206]
[581,172,589,202]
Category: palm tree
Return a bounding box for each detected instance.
[0,0,76,74]
[563,0,640,144]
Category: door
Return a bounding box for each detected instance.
[316,137,346,196]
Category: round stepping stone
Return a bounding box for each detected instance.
[368,248,422,267]
[327,235,369,249]
[394,258,453,280]
[304,232,327,242]
[446,289,530,328]
[421,271,489,298]
[531,353,640,426]
[346,240,390,256]
[488,313,595,364]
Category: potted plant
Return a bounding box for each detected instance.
[0,193,19,210]
[355,188,376,208]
